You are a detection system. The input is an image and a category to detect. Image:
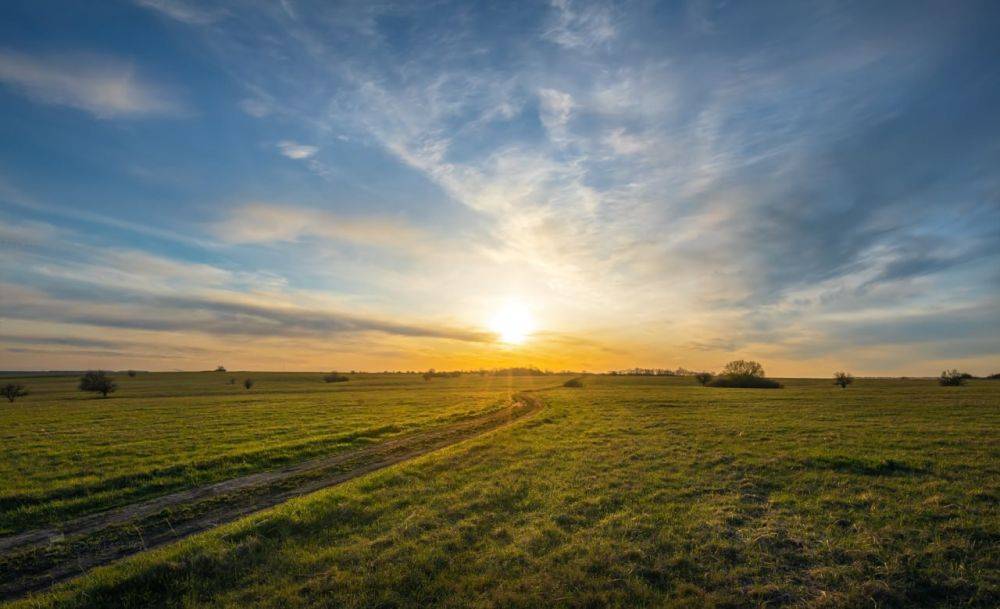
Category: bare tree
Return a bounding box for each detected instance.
[2,383,28,403]
[79,371,117,397]
[721,360,765,378]
[834,371,854,388]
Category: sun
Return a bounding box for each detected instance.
[488,300,536,345]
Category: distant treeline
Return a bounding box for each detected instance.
[609,367,701,376]
[422,367,555,379]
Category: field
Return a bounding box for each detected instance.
[1,373,998,608]
[0,372,558,535]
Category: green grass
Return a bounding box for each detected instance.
[5,375,999,608]
[0,372,563,533]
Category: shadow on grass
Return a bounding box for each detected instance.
[800,456,928,476]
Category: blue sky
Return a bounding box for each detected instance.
[1,0,998,374]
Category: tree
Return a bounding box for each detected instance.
[939,369,966,386]
[79,371,117,397]
[721,360,765,378]
[2,383,28,403]
[215,365,227,372]
[694,372,713,386]
[834,371,854,388]
[708,360,781,388]
[243,378,255,390]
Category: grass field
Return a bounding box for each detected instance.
[0,372,562,534]
[2,374,998,608]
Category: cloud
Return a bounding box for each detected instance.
[1,283,491,344]
[604,128,649,155]
[0,50,183,118]
[134,0,225,25]
[210,203,425,251]
[544,0,616,49]
[3,1,998,374]
[276,140,319,159]
[240,98,271,117]
[537,88,575,144]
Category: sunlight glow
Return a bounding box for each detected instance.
[488,300,536,345]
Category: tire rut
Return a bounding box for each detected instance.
[0,393,543,600]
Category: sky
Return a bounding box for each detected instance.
[1,0,998,376]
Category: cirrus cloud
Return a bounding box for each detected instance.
[0,50,184,118]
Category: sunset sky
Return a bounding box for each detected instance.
[1,0,998,375]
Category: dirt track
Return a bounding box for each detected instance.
[0,393,543,600]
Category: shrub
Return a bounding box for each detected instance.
[243,378,255,390]
[2,383,28,403]
[708,375,783,389]
[563,378,583,388]
[324,373,350,383]
[228,378,236,385]
[987,373,1000,380]
[79,371,117,397]
[694,372,713,386]
[939,369,967,386]
[127,370,137,378]
[834,371,854,388]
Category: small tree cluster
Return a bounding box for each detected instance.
[215,365,227,372]
[324,373,350,383]
[2,383,28,403]
[563,378,583,388]
[939,369,967,386]
[422,369,461,381]
[79,371,117,397]
[694,372,713,386]
[706,360,782,389]
[834,371,854,388]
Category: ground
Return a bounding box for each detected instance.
[1,373,997,608]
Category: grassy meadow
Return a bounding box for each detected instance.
[0,372,562,534]
[2,373,998,608]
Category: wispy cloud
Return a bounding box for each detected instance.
[134,0,226,25]
[0,50,184,118]
[210,203,425,251]
[276,140,319,159]
[544,0,616,49]
[2,283,491,343]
